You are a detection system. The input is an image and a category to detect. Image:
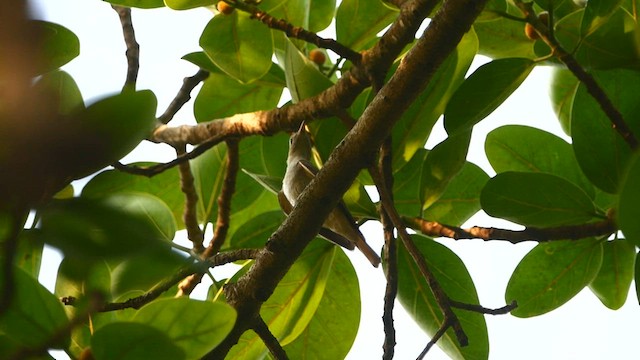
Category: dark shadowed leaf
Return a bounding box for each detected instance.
[336,0,396,51]
[507,239,603,317]
[92,322,185,360]
[618,154,640,244]
[581,0,625,35]
[589,239,635,310]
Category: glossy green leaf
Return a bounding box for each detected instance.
[393,149,428,217]
[134,298,236,359]
[194,64,283,122]
[422,161,489,226]
[481,172,597,227]
[227,241,334,358]
[229,210,285,249]
[549,68,579,136]
[396,235,488,360]
[92,322,185,360]
[110,251,188,297]
[104,0,165,8]
[309,0,336,32]
[336,0,396,51]
[507,239,603,317]
[283,249,360,359]
[589,239,635,310]
[165,0,211,9]
[183,51,286,87]
[0,268,69,349]
[474,17,536,59]
[104,192,177,242]
[581,0,626,36]
[32,20,80,75]
[33,70,84,115]
[200,12,273,83]
[444,58,535,134]
[619,154,640,243]
[392,29,478,167]
[421,131,471,210]
[485,125,594,198]
[572,69,640,193]
[279,38,334,102]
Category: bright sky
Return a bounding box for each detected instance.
[30,1,640,359]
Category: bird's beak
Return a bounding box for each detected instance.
[297,121,306,134]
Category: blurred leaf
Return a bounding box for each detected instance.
[444,58,534,134]
[92,322,185,360]
[485,125,594,198]
[104,0,165,8]
[200,12,273,83]
[507,239,603,317]
[165,0,211,9]
[309,0,336,32]
[549,68,579,136]
[533,0,583,18]
[228,241,334,358]
[477,0,507,22]
[572,69,640,193]
[422,161,489,226]
[104,192,177,242]
[32,20,79,75]
[618,154,640,243]
[589,239,635,310]
[14,229,44,278]
[33,70,84,116]
[134,298,236,359]
[336,0,396,51]
[0,268,69,349]
[396,235,488,360]
[581,0,626,36]
[481,172,597,227]
[421,130,471,210]
[53,184,75,199]
[110,252,188,298]
[283,249,360,359]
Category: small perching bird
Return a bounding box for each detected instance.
[279,122,381,267]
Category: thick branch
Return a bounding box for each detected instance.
[253,316,289,360]
[111,5,139,90]
[176,146,204,253]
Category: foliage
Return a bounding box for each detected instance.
[1,0,639,359]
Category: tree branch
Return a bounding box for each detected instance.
[450,300,517,315]
[158,69,209,125]
[252,316,289,360]
[176,145,204,253]
[404,217,617,243]
[514,0,638,150]
[111,5,139,90]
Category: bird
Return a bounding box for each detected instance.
[279,122,381,267]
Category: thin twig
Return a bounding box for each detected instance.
[253,316,289,360]
[404,217,617,243]
[450,300,518,315]
[417,316,452,360]
[158,69,210,124]
[176,145,205,253]
[513,0,638,150]
[111,5,139,90]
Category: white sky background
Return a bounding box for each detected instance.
[29,1,640,359]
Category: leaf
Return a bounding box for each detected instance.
[589,239,635,310]
[229,210,285,249]
[444,58,535,134]
[104,0,165,8]
[104,192,177,242]
[164,0,211,9]
[393,149,428,217]
[485,125,594,198]
[227,241,334,358]
[0,268,69,349]
[395,235,488,360]
[335,0,396,51]
[549,68,579,136]
[481,172,598,227]
[92,322,185,360]
[278,38,334,102]
[32,70,85,116]
[200,12,273,83]
[506,239,603,317]
[618,154,640,244]
[474,17,536,59]
[32,20,80,75]
[15,229,44,278]
[572,69,640,193]
[283,249,360,359]
[133,298,236,359]
[581,0,625,35]
[309,0,336,32]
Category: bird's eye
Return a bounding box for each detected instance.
[289,137,294,145]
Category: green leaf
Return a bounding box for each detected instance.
[104,192,177,242]
[618,154,640,243]
[33,70,85,116]
[104,0,165,8]
[421,131,471,209]
[229,210,285,249]
[283,249,360,359]
[392,29,478,167]
[589,239,635,310]
[92,322,185,360]
[393,149,428,217]
[549,68,579,136]
[134,298,236,359]
[534,0,583,18]
[227,241,335,358]
[396,235,488,360]
[336,0,396,51]
[474,17,536,59]
[194,64,283,122]
[507,239,603,317]
[183,51,286,87]
[15,229,44,278]
[309,0,337,32]
[444,58,534,134]
[485,125,594,198]
[200,12,273,83]
[572,69,640,193]
[279,38,334,102]
[110,253,186,297]
[0,268,69,349]
[481,172,597,227]
[422,162,489,226]
[32,20,80,75]
[164,0,211,9]
[581,0,625,35]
